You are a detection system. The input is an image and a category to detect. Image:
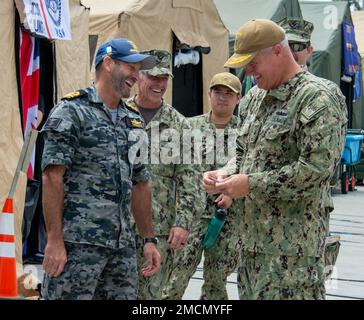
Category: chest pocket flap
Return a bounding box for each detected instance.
[264,124,291,140]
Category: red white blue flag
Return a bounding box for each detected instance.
[19,29,40,179]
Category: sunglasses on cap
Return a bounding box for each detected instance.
[289,42,310,52]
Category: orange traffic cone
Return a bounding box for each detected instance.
[0,197,18,298]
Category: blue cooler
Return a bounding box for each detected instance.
[341,134,364,165]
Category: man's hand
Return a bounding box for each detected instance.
[43,239,67,278]
[203,169,228,194]
[214,194,233,209]
[167,227,189,250]
[141,243,161,277]
[204,174,250,199]
[214,174,250,199]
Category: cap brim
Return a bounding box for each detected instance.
[210,83,239,94]
[287,35,309,43]
[145,67,174,78]
[224,52,256,69]
[119,54,157,70]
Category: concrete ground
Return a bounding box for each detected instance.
[24,186,364,300]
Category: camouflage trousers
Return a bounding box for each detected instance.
[324,240,341,279]
[162,217,242,300]
[136,235,174,300]
[41,241,137,300]
[237,250,326,300]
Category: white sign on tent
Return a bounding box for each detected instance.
[22,0,71,40]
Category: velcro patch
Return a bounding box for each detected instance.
[43,117,62,130]
[300,103,328,124]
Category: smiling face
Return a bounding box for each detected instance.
[244,46,283,90]
[110,59,141,98]
[137,72,169,108]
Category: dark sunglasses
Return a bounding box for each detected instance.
[289,42,310,52]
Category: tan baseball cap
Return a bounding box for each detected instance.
[225,19,286,69]
[209,72,242,94]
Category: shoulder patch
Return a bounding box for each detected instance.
[300,103,328,124]
[43,117,62,130]
[61,89,87,100]
[125,100,140,114]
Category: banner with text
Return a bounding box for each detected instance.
[22,0,71,40]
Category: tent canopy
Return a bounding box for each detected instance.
[55,0,90,101]
[14,0,91,101]
[351,10,364,81]
[214,0,303,34]
[0,0,90,275]
[300,1,364,130]
[0,0,27,275]
[352,11,364,57]
[300,1,352,85]
[214,0,303,53]
[83,0,229,114]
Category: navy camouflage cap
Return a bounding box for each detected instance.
[140,49,174,77]
[95,38,157,70]
[278,18,314,43]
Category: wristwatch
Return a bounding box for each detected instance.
[143,237,159,245]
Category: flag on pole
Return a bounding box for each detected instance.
[19,29,40,179]
[342,22,359,77]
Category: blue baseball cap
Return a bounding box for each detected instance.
[95,38,157,70]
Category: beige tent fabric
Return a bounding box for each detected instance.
[352,11,364,85]
[170,1,229,113]
[14,0,91,100]
[171,0,203,12]
[1,0,91,279]
[0,0,27,277]
[352,11,364,57]
[14,0,25,20]
[83,0,229,113]
[56,0,91,100]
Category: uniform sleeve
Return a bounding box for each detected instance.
[173,119,203,231]
[131,164,150,184]
[222,138,244,175]
[129,119,151,184]
[41,102,80,172]
[247,93,347,201]
[222,93,252,175]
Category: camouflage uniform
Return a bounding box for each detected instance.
[126,97,199,300]
[41,85,149,300]
[279,18,347,279]
[162,112,243,300]
[231,71,347,299]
